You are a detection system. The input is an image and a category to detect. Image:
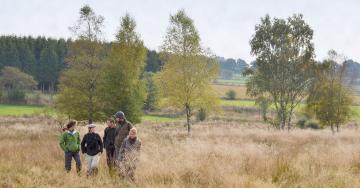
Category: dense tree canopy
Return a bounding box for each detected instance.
[100,14,147,123]
[157,10,219,133]
[306,50,354,133]
[246,14,316,130]
[0,36,69,91]
[55,5,106,123]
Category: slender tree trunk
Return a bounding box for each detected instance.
[287,113,292,131]
[331,124,335,134]
[185,104,191,134]
[88,95,93,124]
[280,108,286,130]
[336,124,340,133]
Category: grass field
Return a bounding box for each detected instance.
[142,115,181,123]
[3,117,360,187]
[212,84,250,99]
[0,104,43,116]
[213,79,246,85]
[0,102,359,122]
[220,99,255,107]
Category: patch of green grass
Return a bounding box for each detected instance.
[220,99,256,107]
[142,115,181,123]
[0,104,44,116]
[353,106,360,121]
[214,79,246,85]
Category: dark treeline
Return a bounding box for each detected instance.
[0,36,69,92]
[0,35,162,92]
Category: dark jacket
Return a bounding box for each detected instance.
[81,132,103,156]
[114,120,133,147]
[103,127,116,150]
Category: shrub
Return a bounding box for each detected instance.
[296,117,322,129]
[296,117,307,129]
[196,108,207,121]
[225,90,236,100]
[305,119,321,129]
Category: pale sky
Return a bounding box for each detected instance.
[1,0,359,63]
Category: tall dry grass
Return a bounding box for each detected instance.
[1,117,360,187]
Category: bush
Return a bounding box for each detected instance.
[296,117,322,129]
[305,119,321,129]
[196,108,207,121]
[296,117,307,129]
[225,90,236,100]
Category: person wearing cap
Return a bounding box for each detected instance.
[59,120,82,173]
[113,111,133,160]
[116,127,142,181]
[103,117,117,172]
[81,124,103,177]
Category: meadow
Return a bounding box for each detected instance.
[2,116,360,187]
[0,104,43,116]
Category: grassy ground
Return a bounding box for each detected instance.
[213,79,246,85]
[0,104,43,116]
[211,84,250,100]
[0,102,359,122]
[2,117,360,187]
[220,99,255,107]
[142,115,181,123]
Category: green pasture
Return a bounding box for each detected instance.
[0,101,358,122]
[0,104,43,116]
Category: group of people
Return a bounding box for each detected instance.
[59,111,141,181]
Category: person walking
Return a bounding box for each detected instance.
[114,111,133,160]
[103,118,117,172]
[116,127,142,181]
[81,124,103,177]
[59,120,81,174]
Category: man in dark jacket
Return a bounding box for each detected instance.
[81,124,103,177]
[114,111,133,160]
[103,118,116,171]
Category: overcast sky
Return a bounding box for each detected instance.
[1,0,359,63]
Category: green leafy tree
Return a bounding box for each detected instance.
[100,14,147,123]
[55,5,106,123]
[0,66,37,103]
[246,14,315,130]
[157,10,219,133]
[143,72,159,111]
[145,50,161,72]
[306,50,354,133]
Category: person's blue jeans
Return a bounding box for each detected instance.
[64,151,81,173]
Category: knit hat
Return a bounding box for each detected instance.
[114,111,125,119]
